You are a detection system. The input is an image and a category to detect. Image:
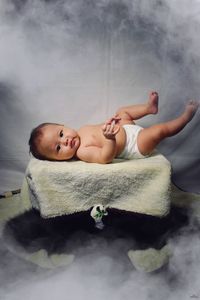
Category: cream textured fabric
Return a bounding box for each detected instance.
[22,152,172,218]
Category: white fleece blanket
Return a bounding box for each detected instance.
[22,153,171,218]
[23,151,171,218]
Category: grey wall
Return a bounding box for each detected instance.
[0,0,200,192]
[1,2,200,300]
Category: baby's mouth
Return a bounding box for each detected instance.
[71,139,75,148]
[70,138,76,148]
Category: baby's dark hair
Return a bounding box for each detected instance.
[29,122,61,160]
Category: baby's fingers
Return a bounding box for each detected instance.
[105,116,121,126]
[113,125,120,135]
[102,124,107,131]
[102,123,111,134]
[101,125,111,137]
[105,118,113,125]
[113,115,121,123]
[110,120,115,131]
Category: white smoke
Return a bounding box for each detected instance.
[1,221,200,300]
[1,0,200,299]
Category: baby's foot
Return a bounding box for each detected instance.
[184,100,199,122]
[148,91,159,114]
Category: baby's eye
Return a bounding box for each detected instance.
[60,130,63,137]
[56,145,61,152]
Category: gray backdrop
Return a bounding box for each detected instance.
[0,0,200,193]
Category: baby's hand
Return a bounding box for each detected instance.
[102,117,120,139]
[110,115,121,124]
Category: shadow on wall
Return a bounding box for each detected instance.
[0,82,30,167]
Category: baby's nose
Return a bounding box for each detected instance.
[63,137,71,146]
[65,138,69,146]
[60,136,67,146]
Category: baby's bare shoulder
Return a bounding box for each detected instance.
[79,123,102,129]
[77,123,104,149]
[78,123,102,134]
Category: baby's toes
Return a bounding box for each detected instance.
[189,100,199,108]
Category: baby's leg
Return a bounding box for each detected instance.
[137,101,199,155]
[116,91,159,123]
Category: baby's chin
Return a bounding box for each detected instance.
[74,136,80,150]
[64,147,79,161]
[57,155,73,161]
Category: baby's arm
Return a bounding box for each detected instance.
[100,119,120,163]
[78,142,116,164]
[78,119,120,164]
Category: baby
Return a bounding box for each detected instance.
[29,92,199,164]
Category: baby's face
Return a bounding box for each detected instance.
[38,124,80,161]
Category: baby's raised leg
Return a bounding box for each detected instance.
[137,101,199,155]
[116,91,159,123]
